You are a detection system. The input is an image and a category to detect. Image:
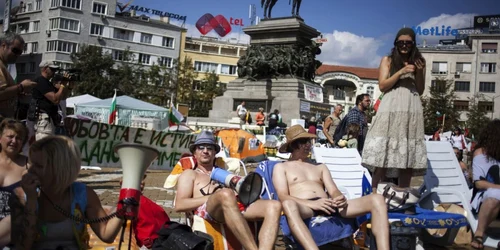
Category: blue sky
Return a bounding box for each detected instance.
[126,0,500,67]
[2,0,499,67]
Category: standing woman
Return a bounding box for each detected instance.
[362,28,427,190]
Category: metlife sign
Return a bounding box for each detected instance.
[412,25,459,36]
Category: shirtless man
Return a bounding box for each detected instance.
[273,125,390,250]
[175,131,281,250]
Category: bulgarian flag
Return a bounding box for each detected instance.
[108,92,117,124]
[373,93,383,112]
[169,103,184,126]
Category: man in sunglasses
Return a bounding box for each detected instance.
[0,32,37,118]
[30,61,71,140]
[175,131,281,250]
[273,125,390,250]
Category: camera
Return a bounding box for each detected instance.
[53,68,82,82]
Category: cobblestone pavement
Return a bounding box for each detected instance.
[79,168,494,250]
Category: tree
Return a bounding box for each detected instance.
[70,45,116,99]
[421,78,459,133]
[109,49,143,98]
[175,57,198,105]
[136,59,178,107]
[466,94,491,139]
[190,71,224,117]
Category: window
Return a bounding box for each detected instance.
[454,81,470,92]
[159,57,172,67]
[194,61,218,72]
[220,64,237,75]
[35,0,42,10]
[478,101,494,112]
[482,43,498,53]
[333,88,345,100]
[113,50,124,61]
[90,23,103,35]
[46,40,78,53]
[28,62,36,73]
[113,28,133,41]
[31,42,38,53]
[456,62,471,73]
[31,21,39,32]
[431,80,446,92]
[162,37,174,48]
[480,63,497,73]
[479,82,496,93]
[140,33,152,44]
[49,18,79,32]
[50,0,59,7]
[23,43,28,53]
[454,100,469,111]
[17,63,26,74]
[138,54,150,64]
[366,86,374,98]
[60,0,81,9]
[16,23,29,34]
[432,62,448,74]
[26,3,33,11]
[92,2,107,14]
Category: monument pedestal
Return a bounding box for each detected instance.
[209,17,332,126]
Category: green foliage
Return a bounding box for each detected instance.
[190,71,224,117]
[421,78,459,133]
[175,57,198,105]
[467,94,491,139]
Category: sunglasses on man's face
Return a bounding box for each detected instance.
[197,145,215,151]
[11,47,23,56]
[395,40,414,48]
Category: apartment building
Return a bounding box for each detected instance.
[8,0,184,81]
[178,31,249,109]
[419,33,500,120]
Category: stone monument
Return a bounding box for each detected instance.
[209,3,331,126]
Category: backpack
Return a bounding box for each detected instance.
[333,116,349,147]
[134,195,171,248]
[152,221,214,250]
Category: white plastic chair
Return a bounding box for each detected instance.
[420,141,499,248]
[312,147,371,199]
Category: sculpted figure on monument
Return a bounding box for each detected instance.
[261,0,278,19]
[237,43,321,81]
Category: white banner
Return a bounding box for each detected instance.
[3,0,11,33]
[303,84,323,103]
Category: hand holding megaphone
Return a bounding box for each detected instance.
[210,168,263,206]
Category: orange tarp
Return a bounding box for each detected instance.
[215,129,265,160]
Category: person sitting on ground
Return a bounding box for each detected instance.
[0,119,28,247]
[174,131,281,250]
[9,136,126,250]
[273,125,390,250]
[470,119,500,250]
[338,123,360,149]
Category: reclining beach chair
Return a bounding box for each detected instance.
[167,155,257,250]
[312,146,469,249]
[419,141,500,248]
[255,160,356,249]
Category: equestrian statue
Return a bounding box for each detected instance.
[261,0,303,19]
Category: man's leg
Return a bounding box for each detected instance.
[338,194,389,250]
[281,200,318,250]
[243,199,281,250]
[205,189,258,250]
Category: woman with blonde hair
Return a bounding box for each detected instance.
[9,136,125,250]
[0,119,29,247]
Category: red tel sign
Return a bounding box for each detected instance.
[196,13,244,37]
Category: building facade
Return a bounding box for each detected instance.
[314,65,380,111]
[419,34,500,120]
[9,0,184,81]
[178,32,248,110]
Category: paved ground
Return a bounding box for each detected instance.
[79,167,495,250]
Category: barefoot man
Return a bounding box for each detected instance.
[175,131,282,250]
[273,125,390,250]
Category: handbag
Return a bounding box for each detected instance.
[153,221,214,250]
[377,182,420,210]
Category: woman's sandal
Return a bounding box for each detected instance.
[471,236,484,250]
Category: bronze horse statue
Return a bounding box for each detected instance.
[261,0,303,19]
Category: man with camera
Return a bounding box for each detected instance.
[29,61,72,140]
